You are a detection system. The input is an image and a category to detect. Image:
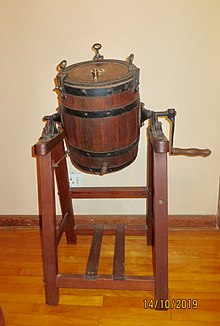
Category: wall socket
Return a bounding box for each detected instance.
[68,172,83,187]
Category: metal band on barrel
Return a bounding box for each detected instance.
[70,156,137,174]
[63,81,138,97]
[62,99,139,119]
[68,138,139,158]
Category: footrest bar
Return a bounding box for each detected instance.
[85,225,104,279]
[57,273,155,291]
[113,224,125,280]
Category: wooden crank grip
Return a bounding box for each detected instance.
[172,147,211,157]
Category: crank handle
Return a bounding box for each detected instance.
[172,147,211,157]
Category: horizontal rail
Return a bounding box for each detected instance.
[69,187,148,199]
[57,274,155,291]
[75,225,147,236]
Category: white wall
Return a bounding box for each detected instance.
[0,0,219,215]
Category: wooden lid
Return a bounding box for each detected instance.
[62,59,137,88]
[57,44,139,90]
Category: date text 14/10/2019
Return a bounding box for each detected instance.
[143,299,198,310]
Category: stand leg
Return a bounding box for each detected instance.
[147,130,154,245]
[0,307,5,326]
[37,152,59,305]
[153,152,168,308]
[53,141,77,244]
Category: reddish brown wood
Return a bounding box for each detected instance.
[56,212,68,245]
[61,88,140,173]
[56,274,155,291]
[172,147,211,157]
[148,130,169,153]
[69,187,147,198]
[113,225,125,280]
[33,125,169,309]
[75,225,147,236]
[85,225,104,279]
[37,152,59,305]
[146,128,154,245]
[217,178,220,228]
[62,89,138,111]
[64,108,140,152]
[152,151,168,308]
[33,130,65,156]
[53,140,77,245]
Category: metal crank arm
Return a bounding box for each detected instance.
[166,110,211,157]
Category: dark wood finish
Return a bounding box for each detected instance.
[62,86,140,173]
[57,274,155,291]
[35,135,77,305]
[33,130,65,156]
[53,140,77,245]
[153,151,168,308]
[56,212,68,245]
[75,224,146,236]
[146,128,154,245]
[217,178,220,228]
[85,225,104,279]
[62,89,138,111]
[113,224,125,280]
[33,124,170,309]
[64,108,140,151]
[172,147,211,157]
[36,151,59,305]
[148,129,169,153]
[69,187,147,198]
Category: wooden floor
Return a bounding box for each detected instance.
[0,228,220,325]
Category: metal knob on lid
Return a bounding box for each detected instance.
[91,68,104,81]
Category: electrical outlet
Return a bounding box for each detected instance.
[68,172,83,187]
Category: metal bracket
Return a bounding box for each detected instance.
[52,150,70,168]
[40,111,61,141]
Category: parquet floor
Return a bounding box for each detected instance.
[0,228,220,325]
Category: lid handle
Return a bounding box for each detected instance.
[92,43,104,60]
[127,53,134,64]
[58,60,67,70]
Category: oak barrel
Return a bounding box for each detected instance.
[56,44,141,175]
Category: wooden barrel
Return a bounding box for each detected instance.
[56,44,141,175]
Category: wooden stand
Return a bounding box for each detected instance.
[33,127,169,309]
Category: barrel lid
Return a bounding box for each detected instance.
[57,44,138,88]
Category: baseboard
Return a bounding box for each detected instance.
[0,214,218,230]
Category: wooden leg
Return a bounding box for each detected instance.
[152,152,168,308]
[147,130,154,245]
[37,153,59,305]
[53,141,77,245]
[0,306,5,326]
